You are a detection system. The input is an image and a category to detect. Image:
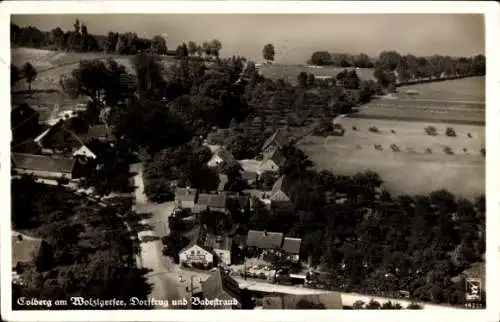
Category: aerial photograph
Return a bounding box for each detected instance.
[9,13,485,311]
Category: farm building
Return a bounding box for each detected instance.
[201,269,242,309]
[174,187,198,209]
[11,153,81,180]
[261,293,342,309]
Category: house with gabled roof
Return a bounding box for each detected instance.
[179,226,233,267]
[261,128,290,155]
[201,269,242,309]
[246,230,284,251]
[258,149,286,174]
[268,175,293,205]
[11,153,81,180]
[194,193,229,214]
[175,187,198,209]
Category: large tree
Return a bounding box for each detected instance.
[262,43,276,64]
[22,62,37,92]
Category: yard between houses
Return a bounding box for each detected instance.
[298,117,485,198]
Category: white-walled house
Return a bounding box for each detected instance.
[179,244,214,267]
[73,145,97,159]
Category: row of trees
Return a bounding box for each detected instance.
[11,176,151,309]
[11,20,101,52]
[309,51,375,68]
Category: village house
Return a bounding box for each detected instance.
[201,269,242,309]
[268,175,293,207]
[246,230,284,254]
[241,170,258,184]
[33,118,114,160]
[261,128,290,155]
[179,227,233,267]
[260,293,342,309]
[226,194,251,214]
[174,187,198,209]
[11,153,82,180]
[281,237,302,262]
[258,149,286,174]
[207,147,237,168]
[194,193,229,214]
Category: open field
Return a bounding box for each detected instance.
[395,76,485,102]
[258,64,374,84]
[299,117,485,198]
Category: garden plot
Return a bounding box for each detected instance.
[298,117,485,198]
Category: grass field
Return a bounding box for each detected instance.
[395,77,485,102]
[258,64,374,84]
[299,117,485,198]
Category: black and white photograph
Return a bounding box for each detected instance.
[2,1,499,321]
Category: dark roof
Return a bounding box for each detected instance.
[180,226,208,253]
[241,170,257,181]
[175,187,198,203]
[269,175,293,201]
[204,234,232,251]
[262,128,289,151]
[11,104,38,130]
[227,195,250,209]
[12,153,76,174]
[246,230,283,249]
[87,124,116,141]
[12,235,42,267]
[197,193,228,209]
[11,139,41,154]
[262,293,342,309]
[202,269,241,305]
[262,149,286,167]
[281,237,302,254]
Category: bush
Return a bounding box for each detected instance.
[425,125,437,136]
[463,148,467,153]
[443,146,454,155]
[445,127,456,137]
[390,144,400,152]
[480,147,485,157]
[369,126,380,133]
[390,129,396,134]
[467,133,472,138]
[425,147,432,154]
[352,126,358,131]
[407,303,423,310]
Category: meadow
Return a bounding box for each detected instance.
[299,76,485,198]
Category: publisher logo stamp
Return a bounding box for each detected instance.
[465,278,482,303]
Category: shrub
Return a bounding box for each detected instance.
[480,147,485,157]
[352,126,358,131]
[425,147,432,154]
[467,133,472,138]
[463,148,467,153]
[352,300,365,309]
[356,145,362,149]
[425,125,437,136]
[443,146,454,155]
[407,303,423,310]
[369,126,380,133]
[390,129,396,134]
[390,144,400,152]
[374,144,383,150]
[445,127,456,137]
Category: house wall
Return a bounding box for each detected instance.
[179,245,214,266]
[15,169,72,180]
[259,160,279,173]
[214,249,231,266]
[176,200,196,209]
[207,155,223,167]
